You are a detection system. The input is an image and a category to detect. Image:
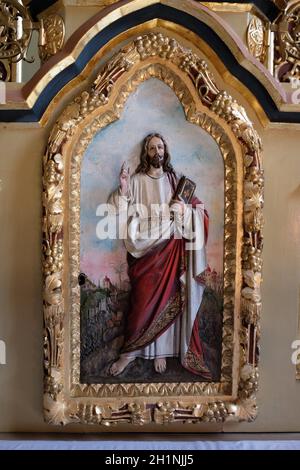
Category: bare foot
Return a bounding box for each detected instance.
[154,357,166,373]
[110,355,135,376]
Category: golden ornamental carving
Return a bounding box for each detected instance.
[39,14,65,63]
[42,32,263,426]
[63,0,120,5]
[154,401,231,424]
[0,59,10,81]
[0,0,33,62]
[272,0,289,10]
[247,17,267,63]
[274,1,300,81]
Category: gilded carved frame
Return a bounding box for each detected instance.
[43,32,263,426]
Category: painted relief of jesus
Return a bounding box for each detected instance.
[108,133,212,379]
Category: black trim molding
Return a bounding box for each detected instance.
[27,0,59,21]
[1,2,299,123]
[27,0,281,22]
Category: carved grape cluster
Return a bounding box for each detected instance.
[180,54,207,73]
[242,244,263,272]
[128,403,149,425]
[44,160,60,185]
[136,33,178,60]
[211,91,236,121]
[43,239,63,276]
[202,402,228,422]
[77,90,107,115]
[239,366,259,399]
[44,375,63,399]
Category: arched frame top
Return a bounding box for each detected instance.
[1,0,299,125]
[42,32,263,427]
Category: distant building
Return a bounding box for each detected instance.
[102,275,112,290]
[202,267,223,294]
[80,273,97,292]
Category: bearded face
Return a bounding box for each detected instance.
[147,136,165,169]
[150,154,164,168]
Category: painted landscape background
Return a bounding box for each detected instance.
[80,78,224,383]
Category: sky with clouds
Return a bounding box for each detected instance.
[80,79,224,285]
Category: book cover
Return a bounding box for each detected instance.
[173,176,196,204]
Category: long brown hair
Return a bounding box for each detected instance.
[135,133,175,174]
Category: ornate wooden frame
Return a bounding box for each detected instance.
[42,32,263,426]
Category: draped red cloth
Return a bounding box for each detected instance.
[121,173,211,380]
[123,237,185,353]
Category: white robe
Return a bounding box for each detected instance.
[108,172,207,361]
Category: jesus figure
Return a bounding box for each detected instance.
[108,133,212,379]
